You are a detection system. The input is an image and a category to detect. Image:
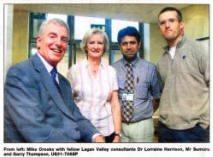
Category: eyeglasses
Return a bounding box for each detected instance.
[159,18,179,27]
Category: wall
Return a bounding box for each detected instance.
[10,5,209,68]
[148,4,209,65]
[182,5,209,40]
[149,23,166,64]
[12,9,29,64]
[4,5,14,79]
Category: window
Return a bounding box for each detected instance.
[29,13,144,76]
[74,16,105,40]
[47,14,67,22]
[111,19,139,42]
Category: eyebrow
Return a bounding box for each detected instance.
[121,40,137,44]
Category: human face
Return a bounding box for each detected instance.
[86,33,105,59]
[36,22,68,66]
[119,36,140,61]
[158,11,184,45]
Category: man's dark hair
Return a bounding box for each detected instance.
[158,7,183,22]
[117,26,141,44]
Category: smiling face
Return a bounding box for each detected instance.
[36,22,68,66]
[119,35,140,61]
[158,10,184,45]
[86,33,105,59]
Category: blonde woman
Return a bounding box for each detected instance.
[67,28,121,142]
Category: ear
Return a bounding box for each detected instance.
[118,43,121,49]
[158,25,162,33]
[180,20,184,30]
[83,45,87,51]
[138,42,141,48]
[36,36,41,50]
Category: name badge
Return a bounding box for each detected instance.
[122,92,134,101]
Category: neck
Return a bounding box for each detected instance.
[123,55,137,63]
[87,56,101,67]
[87,57,101,77]
[167,35,183,47]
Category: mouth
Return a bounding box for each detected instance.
[165,29,172,33]
[126,50,134,54]
[92,50,102,54]
[51,49,62,54]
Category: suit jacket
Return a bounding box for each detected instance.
[4,54,98,142]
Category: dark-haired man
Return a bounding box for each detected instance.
[112,26,160,142]
[157,7,209,142]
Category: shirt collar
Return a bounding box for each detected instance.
[82,58,105,69]
[163,35,186,52]
[37,53,54,73]
[122,57,139,67]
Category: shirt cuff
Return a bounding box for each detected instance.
[92,133,102,142]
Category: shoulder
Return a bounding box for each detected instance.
[111,59,123,71]
[104,64,117,74]
[6,59,32,78]
[5,59,38,89]
[112,59,122,67]
[156,52,168,67]
[138,58,156,69]
[181,38,202,51]
[68,61,84,74]
[182,38,208,57]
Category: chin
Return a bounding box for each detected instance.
[91,55,102,58]
[127,55,136,58]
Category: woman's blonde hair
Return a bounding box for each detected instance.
[81,28,109,55]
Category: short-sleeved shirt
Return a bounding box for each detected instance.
[67,59,118,136]
[112,57,160,122]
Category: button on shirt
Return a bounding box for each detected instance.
[112,57,160,122]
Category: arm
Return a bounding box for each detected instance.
[67,65,105,142]
[156,63,164,94]
[71,99,105,142]
[93,135,105,142]
[198,42,209,87]
[152,99,160,113]
[4,66,72,142]
[150,66,161,113]
[110,91,121,142]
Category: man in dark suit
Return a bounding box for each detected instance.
[4,18,105,142]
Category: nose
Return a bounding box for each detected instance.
[55,38,62,47]
[165,21,170,28]
[127,43,131,50]
[94,43,99,49]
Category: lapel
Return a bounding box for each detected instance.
[58,74,73,112]
[30,54,74,119]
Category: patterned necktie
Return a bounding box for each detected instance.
[122,63,134,122]
[50,67,60,90]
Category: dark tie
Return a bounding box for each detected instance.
[122,63,134,122]
[50,67,60,90]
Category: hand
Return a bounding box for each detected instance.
[113,135,120,142]
[94,135,105,143]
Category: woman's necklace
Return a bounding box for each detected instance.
[92,67,98,74]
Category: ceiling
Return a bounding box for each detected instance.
[14,4,191,23]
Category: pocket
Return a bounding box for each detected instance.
[135,82,149,99]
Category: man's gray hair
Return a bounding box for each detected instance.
[38,18,69,37]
